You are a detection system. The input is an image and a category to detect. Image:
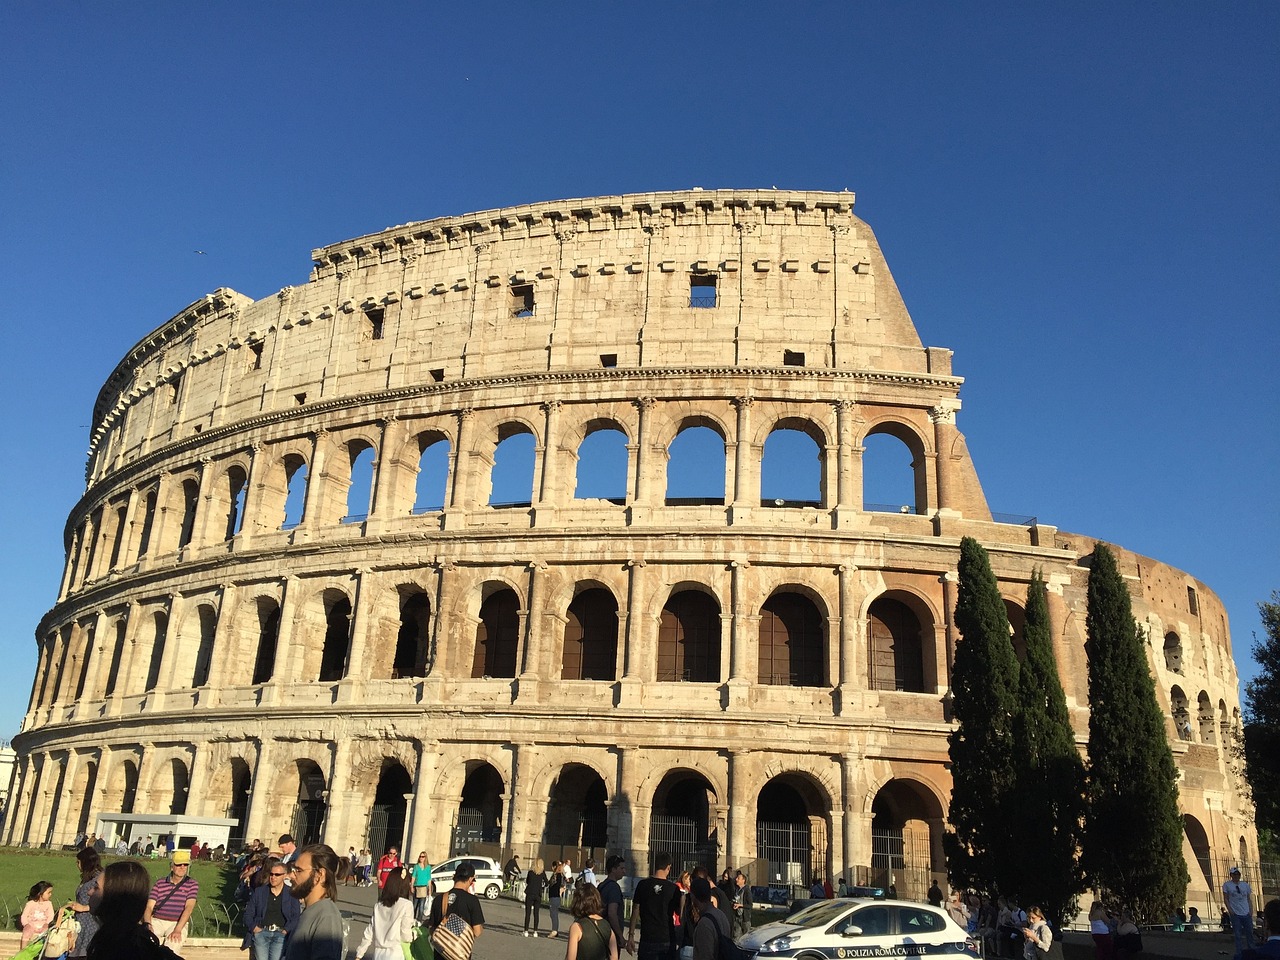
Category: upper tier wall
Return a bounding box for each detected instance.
[86,190,947,484]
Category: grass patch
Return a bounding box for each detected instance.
[0,848,243,937]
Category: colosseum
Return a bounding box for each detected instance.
[8,189,1253,906]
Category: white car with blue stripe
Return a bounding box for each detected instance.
[738,898,980,958]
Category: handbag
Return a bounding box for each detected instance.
[42,908,79,958]
[404,924,434,960]
[429,898,474,960]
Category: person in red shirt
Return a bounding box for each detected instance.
[377,847,401,889]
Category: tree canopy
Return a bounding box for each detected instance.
[1244,591,1280,851]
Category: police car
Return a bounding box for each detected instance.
[738,898,979,958]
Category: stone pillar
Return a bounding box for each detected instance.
[534,401,561,525]
[517,562,548,701]
[192,457,218,548]
[4,756,32,845]
[838,754,855,884]
[204,582,240,705]
[619,560,649,705]
[115,487,143,568]
[431,562,458,677]
[628,398,657,522]
[930,401,961,516]
[726,560,750,706]
[613,746,640,861]
[272,576,303,688]
[322,740,352,848]
[940,572,959,692]
[235,443,264,549]
[339,569,375,702]
[298,430,329,533]
[727,749,752,868]
[833,401,860,528]
[406,740,441,860]
[242,739,277,846]
[368,417,400,522]
[728,396,754,525]
[185,744,209,817]
[443,410,474,530]
[837,564,860,713]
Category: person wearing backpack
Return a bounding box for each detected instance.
[689,877,731,960]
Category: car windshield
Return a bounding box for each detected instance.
[786,901,856,928]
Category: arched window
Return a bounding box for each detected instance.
[169,759,189,816]
[666,422,726,505]
[758,592,826,686]
[413,433,450,514]
[73,622,96,701]
[318,594,352,682]
[107,502,128,568]
[144,611,168,692]
[103,618,127,697]
[562,588,619,681]
[1164,632,1183,673]
[177,479,199,548]
[136,489,157,557]
[862,424,925,514]
[761,426,822,507]
[473,589,520,678]
[224,466,248,540]
[252,601,281,685]
[344,442,376,523]
[1004,600,1027,661]
[282,456,308,529]
[657,591,721,682]
[191,605,218,688]
[490,427,535,507]
[1197,691,1215,743]
[393,593,432,678]
[575,425,628,502]
[1170,686,1191,740]
[868,596,925,693]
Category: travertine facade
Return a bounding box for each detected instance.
[10,190,1253,902]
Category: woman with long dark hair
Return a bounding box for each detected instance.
[355,865,414,960]
[87,860,179,959]
[69,846,103,958]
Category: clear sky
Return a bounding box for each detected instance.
[1,2,1275,739]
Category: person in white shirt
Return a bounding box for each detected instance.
[1224,866,1255,960]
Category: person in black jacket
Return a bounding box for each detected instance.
[242,858,303,960]
[524,858,547,936]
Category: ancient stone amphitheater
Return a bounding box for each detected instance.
[9,189,1253,904]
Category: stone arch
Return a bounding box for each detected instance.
[1183,814,1214,892]
[300,585,352,683]
[860,417,930,515]
[101,753,141,815]
[411,428,452,515]
[1219,699,1231,744]
[866,589,938,694]
[755,768,833,891]
[759,417,829,509]
[254,441,311,533]
[342,438,377,524]
[868,777,947,900]
[472,585,521,679]
[664,416,728,506]
[216,458,252,541]
[1164,631,1183,673]
[572,418,631,502]
[648,767,721,874]
[758,588,828,687]
[71,757,100,839]
[657,585,722,683]
[454,760,506,848]
[1170,685,1191,740]
[268,752,330,846]
[246,593,283,685]
[487,419,539,508]
[366,759,414,857]
[392,587,433,679]
[1197,691,1215,743]
[206,749,254,846]
[543,761,610,848]
[142,608,169,693]
[562,585,620,681]
[432,748,512,805]
[176,601,219,689]
[1003,597,1027,661]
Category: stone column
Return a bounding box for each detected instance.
[726,750,752,869]
[368,417,400,522]
[298,430,329,534]
[728,396,754,525]
[184,744,209,817]
[534,401,561,525]
[235,443,264,549]
[726,560,750,706]
[203,583,239,705]
[339,569,375,702]
[192,457,218,548]
[930,400,961,516]
[115,487,143,568]
[613,747,640,861]
[268,576,301,694]
[619,560,649,705]
[833,400,859,528]
[322,740,352,848]
[628,398,657,523]
[837,564,860,713]
[838,755,855,884]
[4,756,31,845]
[242,739,277,846]
[405,740,441,860]
[939,572,958,693]
[443,410,474,530]
[517,562,548,701]
[430,562,458,677]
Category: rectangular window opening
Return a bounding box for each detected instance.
[690,274,717,309]
[600,354,617,368]
[511,283,535,318]
[430,368,445,383]
[1187,586,1198,615]
[783,350,806,367]
[249,342,264,370]
[365,307,385,341]
[295,392,307,405]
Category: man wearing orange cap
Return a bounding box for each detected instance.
[144,848,200,954]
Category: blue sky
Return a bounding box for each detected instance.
[1,2,1276,738]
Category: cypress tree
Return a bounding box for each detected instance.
[1009,571,1085,925]
[946,536,1021,895]
[1244,592,1280,850]
[1083,544,1188,920]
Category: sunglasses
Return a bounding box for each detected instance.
[269,872,287,877]
[287,864,312,874]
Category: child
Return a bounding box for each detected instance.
[21,881,55,947]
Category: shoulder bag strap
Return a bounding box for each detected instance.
[154,876,190,913]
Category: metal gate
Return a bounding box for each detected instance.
[649,814,718,875]
[757,819,814,892]
[290,800,326,845]
[871,824,930,899]
[367,805,391,859]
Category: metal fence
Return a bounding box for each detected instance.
[648,814,719,876]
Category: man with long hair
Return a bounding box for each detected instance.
[286,844,344,960]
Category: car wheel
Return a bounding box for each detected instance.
[483,883,500,900]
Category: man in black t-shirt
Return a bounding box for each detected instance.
[627,853,681,960]
[598,854,628,949]
[429,862,486,945]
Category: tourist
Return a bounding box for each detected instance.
[928,879,943,907]
[377,847,401,889]
[837,877,848,898]
[1088,901,1113,959]
[346,848,359,886]
[547,860,565,939]
[1189,906,1202,930]
[688,877,730,960]
[411,852,432,921]
[358,848,374,886]
[1245,898,1280,958]
[242,857,300,960]
[566,883,616,960]
[69,846,103,958]
[1020,905,1053,959]
[523,857,546,937]
[732,871,753,937]
[504,854,521,887]
[428,861,484,955]
[285,844,345,960]
[598,854,627,949]
[87,860,179,959]
[356,865,414,960]
[1114,908,1142,959]
[143,849,199,955]
[21,880,55,948]
[1226,866,1257,960]
[717,869,734,905]
[581,858,597,888]
[947,890,970,931]
[626,852,680,960]
[278,834,299,867]
[809,877,824,899]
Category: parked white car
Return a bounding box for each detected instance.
[739,898,980,958]
[429,855,505,900]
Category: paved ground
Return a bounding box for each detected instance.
[335,885,575,959]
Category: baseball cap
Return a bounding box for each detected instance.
[1230,866,1241,875]
[278,833,296,845]
[171,850,191,865]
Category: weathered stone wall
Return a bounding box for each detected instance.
[11,191,1252,907]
